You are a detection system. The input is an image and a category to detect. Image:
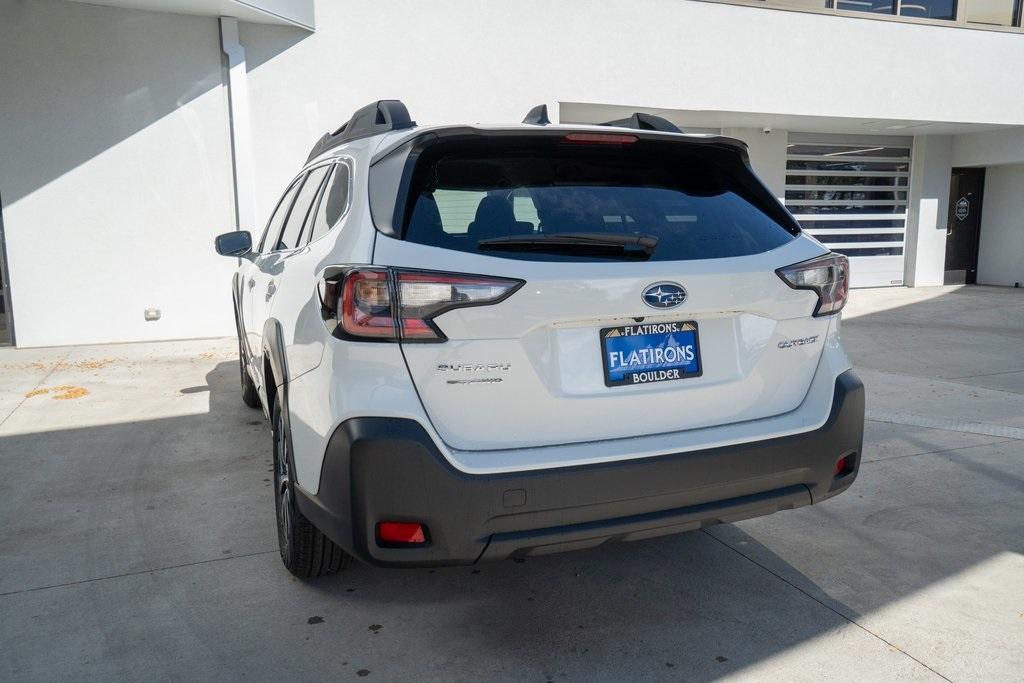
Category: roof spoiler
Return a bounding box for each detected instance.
[600,112,682,134]
[521,105,683,133]
[307,100,416,162]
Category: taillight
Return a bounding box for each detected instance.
[776,252,849,317]
[395,271,521,339]
[340,269,394,338]
[320,267,523,342]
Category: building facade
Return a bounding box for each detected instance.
[1,0,1022,347]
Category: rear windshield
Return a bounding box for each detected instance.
[400,137,797,262]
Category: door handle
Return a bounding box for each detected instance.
[266,281,277,298]
[247,278,255,290]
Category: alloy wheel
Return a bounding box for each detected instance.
[272,410,294,561]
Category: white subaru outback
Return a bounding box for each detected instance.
[215,100,864,578]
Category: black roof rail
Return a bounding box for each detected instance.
[306,100,416,162]
[600,112,682,134]
[522,104,551,125]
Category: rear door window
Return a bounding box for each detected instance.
[276,165,330,251]
[259,178,302,253]
[402,139,796,262]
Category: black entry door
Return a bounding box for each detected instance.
[944,168,985,285]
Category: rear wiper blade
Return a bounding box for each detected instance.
[477,232,658,259]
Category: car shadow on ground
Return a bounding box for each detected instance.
[2,360,866,679]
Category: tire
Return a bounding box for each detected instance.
[271,401,352,578]
[239,340,261,409]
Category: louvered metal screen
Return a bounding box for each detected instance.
[785,133,912,287]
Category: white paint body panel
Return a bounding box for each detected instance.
[287,305,849,488]
[374,235,833,451]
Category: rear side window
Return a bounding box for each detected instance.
[307,163,351,244]
[402,139,796,262]
[276,165,330,251]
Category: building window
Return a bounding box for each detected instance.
[899,0,958,18]
[835,0,897,14]
[835,0,958,18]
[966,0,1022,25]
[772,0,833,7]
[728,0,1024,27]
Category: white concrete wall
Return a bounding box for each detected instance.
[953,129,1024,168]
[0,0,237,347]
[905,136,953,288]
[4,0,1024,345]
[976,165,1024,288]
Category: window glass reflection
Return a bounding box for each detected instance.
[836,0,896,13]
[966,0,1019,24]
[899,0,957,18]
[771,0,833,7]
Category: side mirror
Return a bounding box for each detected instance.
[215,230,252,257]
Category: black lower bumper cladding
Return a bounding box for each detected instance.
[295,370,864,567]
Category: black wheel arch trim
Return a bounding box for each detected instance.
[264,319,304,511]
[231,272,248,359]
[262,319,291,424]
[261,319,290,393]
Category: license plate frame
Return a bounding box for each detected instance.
[600,320,703,388]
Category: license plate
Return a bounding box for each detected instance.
[600,321,702,387]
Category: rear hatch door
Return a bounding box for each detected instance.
[371,130,831,451]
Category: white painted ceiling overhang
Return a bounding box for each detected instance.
[63,0,314,30]
[560,102,1018,137]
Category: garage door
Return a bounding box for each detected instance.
[785,133,912,288]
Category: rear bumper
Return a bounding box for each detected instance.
[295,370,864,567]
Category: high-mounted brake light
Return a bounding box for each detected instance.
[561,133,638,145]
[776,252,849,317]
[321,267,523,342]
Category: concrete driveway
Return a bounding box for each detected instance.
[1,285,1022,681]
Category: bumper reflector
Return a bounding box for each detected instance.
[377,521,427,545]
[834,454,856,478]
